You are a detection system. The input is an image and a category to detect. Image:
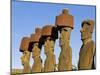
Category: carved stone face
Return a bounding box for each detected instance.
[44,37,54,54]
[80,23,92,40]
[21,51,30,65]
[32,43,40,58]
[59,27,71,46]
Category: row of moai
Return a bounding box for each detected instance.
[19,9,95,73]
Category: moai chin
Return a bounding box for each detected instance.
[42,25,58,72]
[20,37,31,73]
[55,9,74,71]
[78,20,95,70]
[30,28,43,73]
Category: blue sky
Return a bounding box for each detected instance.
[12,1,96,69]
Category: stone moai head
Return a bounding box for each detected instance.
[19,37,31,65]
[41,25,58,54]
[59,27,72,46]
[55,9,74,46]
[30,28,43,58]
[44,37,55,54]
[30,28,43,50]
[20,50,31,65]
[80,20,94,40]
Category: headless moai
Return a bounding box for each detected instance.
[55,9,74,71]
[78,20,95,70]
[30,28,43,73]
[42,25,58,72]
[20,37,31,73]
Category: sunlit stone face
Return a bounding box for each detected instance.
[59,27,71,46]
[21,51,30,65]
[80,23,92,40]
[44,37,54,54]
[32,43,40,58]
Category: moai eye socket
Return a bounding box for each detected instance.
[82,23,90,31]
[64,29,68,31]
[63,27,71,32]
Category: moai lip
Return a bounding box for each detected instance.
[55,9,74,29]
[42,25,58,39]
[20,37,31,52]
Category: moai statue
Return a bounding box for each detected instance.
[30,28,43,73]
[55,9,74,71]
[42,25,58,72]
[20,37,31,73]
[78,20,95,70]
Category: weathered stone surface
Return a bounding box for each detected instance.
[78,20,95,70]
[81,20,94,33]
[43,37,56,72]
[78,40,95,69]
[32,43,42,73]
[35,28,42,34]
[42,25,58,39]
[31,33,41,43]
[42,25,53,36]
[55,9,74,29]
[58,27,72,71]
[20,37,31,52]
[20,50,31,73]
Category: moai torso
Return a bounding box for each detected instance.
[30,28,43,73]
[78,40,95,70]
[44,38,56,72]
[55,9,74,71]
[42,25,58,72]
[20,37,31,73]
[32,43,42,73]
[58,28,72,71]
[21,50,31,73]
[78,20,95,70]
